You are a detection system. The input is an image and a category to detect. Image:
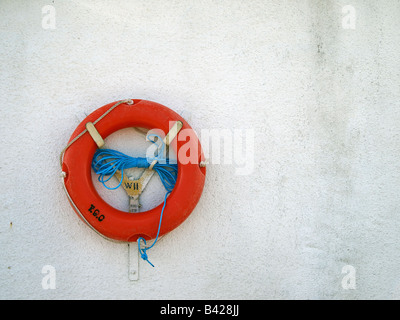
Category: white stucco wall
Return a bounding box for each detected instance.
[1,0,400,299]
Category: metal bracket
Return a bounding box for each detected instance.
[128,242,139,281]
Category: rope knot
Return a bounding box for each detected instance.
[138,237,155,267]
[140,252,147,260]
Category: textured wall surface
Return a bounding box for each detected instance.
[1,0,400,299]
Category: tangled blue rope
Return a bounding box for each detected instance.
[92,150,177,192]
[91,135,177,267]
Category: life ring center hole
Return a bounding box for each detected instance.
[91,127,177,213]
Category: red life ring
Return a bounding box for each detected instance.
[61,99,206,242]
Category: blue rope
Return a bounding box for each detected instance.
[92,150,177,192]
[91,136,177,267]
[138,191,170,267]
